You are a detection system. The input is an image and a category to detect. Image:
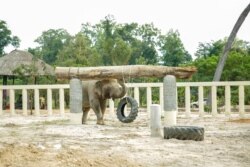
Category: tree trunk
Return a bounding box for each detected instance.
[55,65,197,80]
[213,3,250,81]
[207,3,250,106]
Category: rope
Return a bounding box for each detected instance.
[121,65,132,104]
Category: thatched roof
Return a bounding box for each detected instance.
[0,50,54,76]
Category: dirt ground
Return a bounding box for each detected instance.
[0,110,250,167]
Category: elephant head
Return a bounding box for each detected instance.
[95,79,127,100]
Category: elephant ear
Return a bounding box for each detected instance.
[95,80,103,97]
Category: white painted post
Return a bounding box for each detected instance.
[185,86,191,117]
[198,86,204,117]
[163,75,177,126]
[0,89,3,115]
[10,89,15,116]
[225,85,231,116]
[211,86,217,116]
[160,86,164,117]
[134,87,140,107]
[47,88,53,116]
[150,104,162,137]
[147,87,152,118]
[22,89,28,116]
[239,85,245,117]
[34,89,40,116]
[0,89,2,115]
[59,88,65,116]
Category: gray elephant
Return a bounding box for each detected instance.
[82,79,127,125]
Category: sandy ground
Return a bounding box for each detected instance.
[0,110,250,167]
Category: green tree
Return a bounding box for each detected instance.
[81,17,161,66]
[195,40,224,59]
[135,23,160,65]
[0,20,20,56]
[56,33,102,66]
[160,29,192,66]
[34,29,71,64]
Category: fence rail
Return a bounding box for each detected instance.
[0,81,250,117]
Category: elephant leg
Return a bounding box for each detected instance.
[100,100,107,120]
[90,99,104,125]
[82,107,90,124]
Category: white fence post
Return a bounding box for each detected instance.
[47,88,53,116]
[185,86,191,117]
[239,85,245,117]
[198,86,204,117]
[134,87,140,107]
[225,85,231,116]
[160,86,164,117]
[22,89,28,116]
[211,86,217,116]
[34,89,40,116]
[59,88,65,116]
[10,89,15,116]
[147,87,152,118]
[0,89,2,115]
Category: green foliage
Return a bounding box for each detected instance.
[34,29,71,64]
[81,16,161,66]
[56,33,101,66]
[160,29,192,66]
[0,20,20,56]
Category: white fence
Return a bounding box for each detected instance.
[0,81,250,117]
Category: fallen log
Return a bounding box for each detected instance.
[55,65,197,80]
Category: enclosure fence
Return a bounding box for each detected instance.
[0,81,250,117]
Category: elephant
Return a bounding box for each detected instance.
[82,79,127,125]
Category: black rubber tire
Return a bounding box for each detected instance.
[116,96,138,123]
[164,126,204,141]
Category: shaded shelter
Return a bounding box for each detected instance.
[0,49,54,84]
[0,49,55,109]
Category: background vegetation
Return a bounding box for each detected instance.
[1,15,250,106]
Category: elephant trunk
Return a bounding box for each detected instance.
[117,79,127,98]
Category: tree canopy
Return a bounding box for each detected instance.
[0,20,20,56]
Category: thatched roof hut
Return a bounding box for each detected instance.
[0,50,54,76]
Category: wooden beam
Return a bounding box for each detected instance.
[55,65,197,80]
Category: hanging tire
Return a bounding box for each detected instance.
[164,126,204,141]
[116,96,138,123]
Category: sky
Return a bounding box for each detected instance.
[1,0,250,56]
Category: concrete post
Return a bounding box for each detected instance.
[70,78,82,113]
[150,104,162,137]
[163,75,177,125]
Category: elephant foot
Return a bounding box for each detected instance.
[82,121,87,125]
[97,120,105,125]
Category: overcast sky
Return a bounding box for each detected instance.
[1,0,250,56]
